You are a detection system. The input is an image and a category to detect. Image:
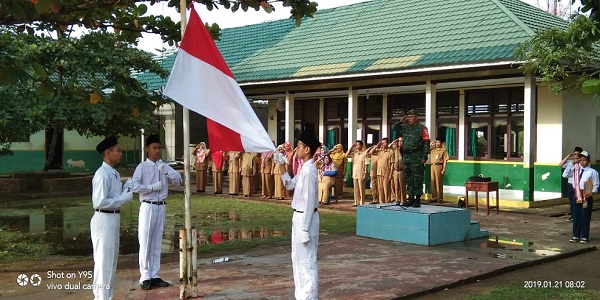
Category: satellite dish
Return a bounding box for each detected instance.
[276,99,285,112]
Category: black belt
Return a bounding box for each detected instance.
[95,209,120,214]
[432,163,443,165]
[143,200,166,205]
[293,208,318,213]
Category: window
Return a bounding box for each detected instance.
[465,87,524,160]
[436,91,459,158]
[388,93,425,140]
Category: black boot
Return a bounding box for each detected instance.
[401,195,414,207]
[412,195,421,208]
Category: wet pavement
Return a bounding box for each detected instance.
[1,178,599,299]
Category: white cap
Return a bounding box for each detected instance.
[580,150,590,159]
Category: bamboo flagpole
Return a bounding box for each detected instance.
[178,0,195,299]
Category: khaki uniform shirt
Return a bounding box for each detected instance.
[430,147,449,165]
[241,153,257,176]
[351,150,368,179]
[376,148,394,177]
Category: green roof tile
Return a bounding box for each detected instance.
[137,0,568,88]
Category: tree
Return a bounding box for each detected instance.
[517,0,600,100]
[0,0,318,170]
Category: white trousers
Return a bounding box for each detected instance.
[138,202,166,283]
[90,212,120,300]
[291,211,319,300]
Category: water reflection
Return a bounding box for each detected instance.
[0,206,139,256]
[0,207,290,257]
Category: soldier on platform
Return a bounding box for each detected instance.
[392,109,430,207]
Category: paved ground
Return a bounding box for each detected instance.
[1,179,599,299]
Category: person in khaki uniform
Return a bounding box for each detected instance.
[368,138,394,203]
[211,150,226,194]
[318,154,336,204]
[241,152,257,197]
[226,151,241,195]
[193,142,209,192]
[329,144,347,199]
[367,145,379,204]
[260,150,275,199]
[272,145,288,200]
[429,139,449,203]
[253,154,262,194]
[345,140,368,206]
[390,138,406,203]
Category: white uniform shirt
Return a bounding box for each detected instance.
[282,159,318,231]
[132,159,182,201]
[576,166,600,193]
[92,162,127,210]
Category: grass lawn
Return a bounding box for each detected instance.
[0,195,356,262]
[467,284,600,300]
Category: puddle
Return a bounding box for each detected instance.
[0,207,140,256]
[0,207,288,257]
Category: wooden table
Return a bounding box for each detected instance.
[464,181,499,215]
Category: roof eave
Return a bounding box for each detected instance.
[239,60,523,88]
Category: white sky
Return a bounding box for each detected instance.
[137,0,579,54]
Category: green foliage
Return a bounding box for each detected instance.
[0,0,318,158]
[518,1,600,100]
[517,14,600,95]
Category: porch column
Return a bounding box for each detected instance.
[267,100,278,142]
[347,87,358,150]
[425,79,436,142]
[523,72,537,202]
[458,89,466,160]
[318,98,325,143]
[382,94,388,138]
[285,91,295,142]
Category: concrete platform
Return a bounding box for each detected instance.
[357,204,488,245]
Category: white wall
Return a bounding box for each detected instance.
[562,88,600,161]
[536,85,563,163]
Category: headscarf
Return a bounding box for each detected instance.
[196,142,207,163]
[330,143,345,167]
[284,141,294,160]
[277,145,288,164]
[319,154,335,178]
[261,150,273,168]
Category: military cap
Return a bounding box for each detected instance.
[580,150,590,160]
[405,109,419,116]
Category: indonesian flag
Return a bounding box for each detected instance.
[163,6,275,153]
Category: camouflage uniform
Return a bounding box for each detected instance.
[392,114,430,206]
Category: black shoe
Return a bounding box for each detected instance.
[401,195,414,207]
[412,197,421,208]
[151,277,169,287]
[141,280,151,290]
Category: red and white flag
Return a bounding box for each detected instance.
[163,6,275,153]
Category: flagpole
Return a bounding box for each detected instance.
[179,0,195,299]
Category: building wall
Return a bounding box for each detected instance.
[562,89,600,159]
[0,130,141,174]
[536,86,563,163]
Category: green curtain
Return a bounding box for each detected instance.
[391,127,399,140]
[445,128,456,157]
[468,128,477,157]
[327,129,337,150]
